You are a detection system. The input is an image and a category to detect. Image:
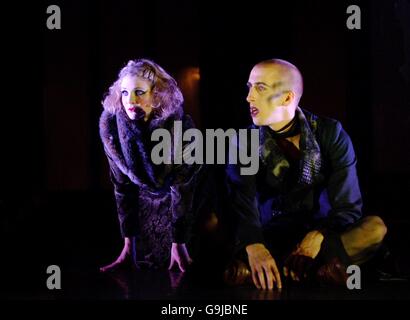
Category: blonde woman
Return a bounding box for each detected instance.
[99,59,201,272]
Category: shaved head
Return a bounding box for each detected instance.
[254,59,303,104]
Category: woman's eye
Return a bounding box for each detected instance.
[135,90,145,96]
[121,90,128,96]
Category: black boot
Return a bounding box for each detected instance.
[314,230,351,286]
[224,259,253,286]
[361,243,409,282]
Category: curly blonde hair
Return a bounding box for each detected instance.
[102,59,184,122]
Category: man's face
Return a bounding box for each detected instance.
[120,74,153,121]
[246,65,289,126]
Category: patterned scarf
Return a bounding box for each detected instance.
[259,107,322,188]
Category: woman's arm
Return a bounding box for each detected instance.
[100,152,139,272]
[106,152,140,238]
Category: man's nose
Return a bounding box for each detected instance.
[246,88,255,103]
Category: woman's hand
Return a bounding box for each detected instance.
[100,237,134,273]
[168,243,193,272]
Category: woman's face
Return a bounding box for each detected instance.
[120,74,154,121]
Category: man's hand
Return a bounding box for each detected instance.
[168,243,193,272]
[283,230,324,281]
[246,243,282,290]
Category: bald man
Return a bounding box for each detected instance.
[225,59,388,290]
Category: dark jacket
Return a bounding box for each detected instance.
[226,107,363,250]
[99,108,201,243]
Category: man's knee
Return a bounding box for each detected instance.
[360,215,387,244]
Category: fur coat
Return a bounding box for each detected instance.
[99,107,202,267]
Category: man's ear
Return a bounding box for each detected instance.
[283,91,295,106]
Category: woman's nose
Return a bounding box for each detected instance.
[129,94,138,105]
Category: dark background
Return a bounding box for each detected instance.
[1,0,409,299]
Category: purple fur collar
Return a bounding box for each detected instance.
[99,109,181,191]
